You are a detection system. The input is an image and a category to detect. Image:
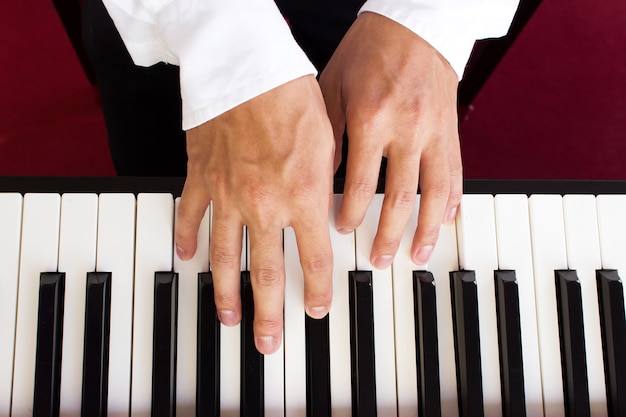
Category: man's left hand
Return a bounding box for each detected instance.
[319,11,463,268]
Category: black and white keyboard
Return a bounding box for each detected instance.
[1,178,625,417]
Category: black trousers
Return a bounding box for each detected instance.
[82,0,365,176]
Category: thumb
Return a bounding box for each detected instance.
[175,174,212,260]
[319,70,346,173]
[329,108,346,173]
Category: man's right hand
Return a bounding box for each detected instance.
[174,75,335,355]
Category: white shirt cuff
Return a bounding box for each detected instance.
[104,0,317,130]
[360,0,519,79]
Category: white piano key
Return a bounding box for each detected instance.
[528,195,567,417]
[131,193,174,416]
[218,228,245,416]
[263,229,285,417]
[595,195,626,415]
[456,194,502,417]
[562,195,607,416]
[596,195,626,307]
[174,198,210,416]
[391,195,459,416]
[428,214,459,417]
[284,226,307,417]
[329,194,355,417]
[390,195,419,417]
[355,194,398,416]
[58,194,99,416]
[12,193,61,417]
[0,193,22,415]
[96,193,136,415]
[264,336,285,417]
[493,195,543,417]
[239,226,284,415]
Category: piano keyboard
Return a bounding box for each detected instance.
[1,178,626,417]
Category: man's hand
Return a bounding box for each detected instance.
[319,12,463,268]
[175,75,335,354]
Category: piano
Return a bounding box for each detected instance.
[1,177,625,417]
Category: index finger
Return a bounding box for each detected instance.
[370,148,420,269]
[175,174,212,260]
[336,133,383,234]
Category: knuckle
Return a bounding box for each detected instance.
[375,235,402,255]
[289,187,319,211]
[387,190,416,212]
[423,179,450,201]
[243,183,274,210]
[301,254,332,275]
[346,181,376,201]
[211,247,241,269]
[253,267,283,288]
[254,316,283,333]
[214,292,240,309]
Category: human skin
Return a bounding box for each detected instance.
[175,12,462,355]
[320,12,462,269]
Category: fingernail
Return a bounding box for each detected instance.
[256,336,278,354]
[414,245,434,265]
[218,310,237,326]
[176,244,187,260]
[373,255,394,269]
[337,227,353,235]
[308,305,329,319]
[445,207,458,224]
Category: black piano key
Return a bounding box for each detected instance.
[413,271,442,417]
[450,271,484,417]
[240,271,264,416]
[151,272,178,417]
[494,270,526,417]
[81,272,112,417]
[33,272,66,417]
[349,270,377,417]
[596,270,626,417]
[197,272,220,417]
[306,314,331,417]
[555,270,590,417]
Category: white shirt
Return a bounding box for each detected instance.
[102,0,519,130]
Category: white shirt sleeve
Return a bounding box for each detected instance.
[102,0,316,130]
[360,0,520,79]
[102,0,518,129]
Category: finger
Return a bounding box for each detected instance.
[336,126,382,233]
[329,168,335,211]
[411,143,450,265]
[175,174,212,260]
[248,226,286,355]
[293,210,334,319]
[319,71,347,172]
[210,206,245,327]
[444,126,463,224]
[370,149,420,269]
[333,135,345,174]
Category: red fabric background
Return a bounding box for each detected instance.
[0,0,624,179]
